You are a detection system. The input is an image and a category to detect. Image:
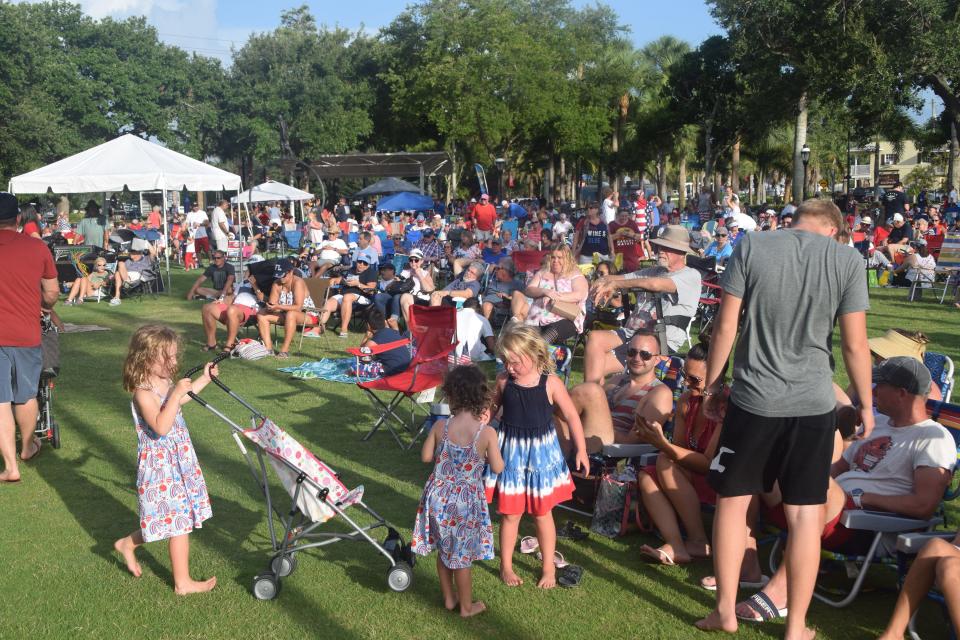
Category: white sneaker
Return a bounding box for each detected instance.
[109,298,121,306]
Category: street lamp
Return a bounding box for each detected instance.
[494,157,506,200]
[801,144,811,200]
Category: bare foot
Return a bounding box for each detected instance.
[0,469,21,483]
[640,543,690,565]
[444,597,459,611]
[685,539,711,558]
[499,566,523,587]
[694,609,738,633]
[784,628,816,640]
[113,538,142,578]
[20,437,41,462]
[459,601,487,618]
[537,570,557,589]
[174,576,217,595]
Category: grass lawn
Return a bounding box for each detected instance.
[1,269,957,640]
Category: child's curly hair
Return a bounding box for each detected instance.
[122,324,181,392]
[441,365,491,419]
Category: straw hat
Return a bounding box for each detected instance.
[867,329,927,362]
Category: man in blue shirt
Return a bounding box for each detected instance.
[351,231,379,266]
[481,238,508,265]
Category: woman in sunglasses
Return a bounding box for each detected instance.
[395,248,436,330]
[64,258,112,305]
[635,342,734,567]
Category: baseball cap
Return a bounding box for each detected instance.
[273,258,294,279]
[480,194,490,201]
[725,218,739,228]
[409,248,425,259]
[422,227,435,236]
[872,356,932,396]
[861,216,873,225]
[893,213,905,223]
[765,208,776,215]
[0,192,19,220]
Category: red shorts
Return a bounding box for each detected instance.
[641,464,716,506]
[764,497,857,550]
[194,237,210,253]
[215,303,257,324]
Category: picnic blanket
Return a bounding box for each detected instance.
[277,358,381,382]
[60,323,111,333]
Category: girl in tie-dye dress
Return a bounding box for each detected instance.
[412,365,504,618]
[113,324,218,595]
[482,326,590,589]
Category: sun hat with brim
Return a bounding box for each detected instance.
[649,225,694,254]
[872,356,932,396]
[867,329,925,362]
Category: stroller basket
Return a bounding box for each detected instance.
[185,354,415,600]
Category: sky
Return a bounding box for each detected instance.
[19,0,722,64]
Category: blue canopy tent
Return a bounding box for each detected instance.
[376,191,434,212]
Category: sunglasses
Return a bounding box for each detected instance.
[408,256,422,262]
[682,370,704,385]
[214,255,225,260]
[626,348,655,361]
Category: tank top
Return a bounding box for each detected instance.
[580,221,608,256]
[606,377,663,434]
[499,374,554,437]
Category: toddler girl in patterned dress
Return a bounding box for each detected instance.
[483,325,589,589]
[113,324,218,595]
[411,365,504,617]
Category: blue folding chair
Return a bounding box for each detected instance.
[283,231,303,251]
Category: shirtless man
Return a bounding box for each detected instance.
[555,331,673,454]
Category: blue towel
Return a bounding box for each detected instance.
[277,358,382,382]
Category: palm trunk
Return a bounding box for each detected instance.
[950,113,960,191]
[792,92,808,204]
[731,137,741,192]
[678,156,687,209]
[656,152,667,200]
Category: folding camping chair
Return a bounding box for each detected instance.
[935,232,960,303]
[925,351,955,403]
[298,277,333,351]
[895,531,959,640]
[767,398,960,609]
[352,305,457,448]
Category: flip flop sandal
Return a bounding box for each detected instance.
[201,344,218,352]
[557,564,583,588]
[536,550,568,568]
[222,343,237,353]
[639,545,676,566]
[700,575,770,592]
[736,592,788,622]
[519,536,539,554]
[275,351,290,359]
[19,437,41,462]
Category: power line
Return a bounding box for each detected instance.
[158,32,246,45]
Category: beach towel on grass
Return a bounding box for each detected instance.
[277,358,382,383]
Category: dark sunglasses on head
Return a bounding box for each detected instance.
[626,348,655,361]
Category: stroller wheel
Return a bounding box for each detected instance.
[387,562,413,592]
[50,421,61,449]
[271,553,297,578]
[252,572,281,600]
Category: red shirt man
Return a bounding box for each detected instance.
[609,210,642,272]
[472,194,497,240]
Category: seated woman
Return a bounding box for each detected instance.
[64,258,112,305]
[634,343,729,565]
[201,258,266,352]
[891,240,936,292]
[396,248,436,329]
[349,308,411,378]
[316,256,377,338]
[510,245,588,344]
[446,230,481,275]
[256,258,317,358]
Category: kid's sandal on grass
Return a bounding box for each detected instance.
[536,550,569,568]
[556,521,588,541]
[736,592,787,622]
[275,351,290,359]
[700,575,770,591]
[557,564,583,588]
[519,536,539,554]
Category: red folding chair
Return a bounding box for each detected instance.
[511,249,548,276]
[348,306,457,448]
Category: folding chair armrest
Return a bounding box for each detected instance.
[600,443,657,458]
[840,509,941,533]
[896,531,957,555]
[346,338,410,357]
[635,452,660,467]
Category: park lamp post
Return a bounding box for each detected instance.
[494,157,506,200]
[801,144,811,200]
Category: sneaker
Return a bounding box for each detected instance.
[109,298,121,306]
[338,332,349,338]
[302,327,321,338]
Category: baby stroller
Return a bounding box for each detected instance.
[35,313,61,449]
[185,353,415,600]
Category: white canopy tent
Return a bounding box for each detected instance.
[230,180,314,222]
[9,134,243,289]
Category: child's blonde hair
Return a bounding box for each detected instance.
[496,324,553,375]
[122,324,181,392]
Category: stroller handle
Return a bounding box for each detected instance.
[184,351,230,378]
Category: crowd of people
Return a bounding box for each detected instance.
[2,185,958,637]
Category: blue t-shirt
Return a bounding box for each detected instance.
[481,247,508,264]
[705,241,734,261]
[372,327,410,375]
[508,203,528,219]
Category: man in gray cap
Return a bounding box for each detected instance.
[586,224,702,382]
[0,193,60,482]
[733,356,955,626]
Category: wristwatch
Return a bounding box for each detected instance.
[851,488,864,509]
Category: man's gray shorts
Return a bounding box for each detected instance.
[0,346,42,404]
